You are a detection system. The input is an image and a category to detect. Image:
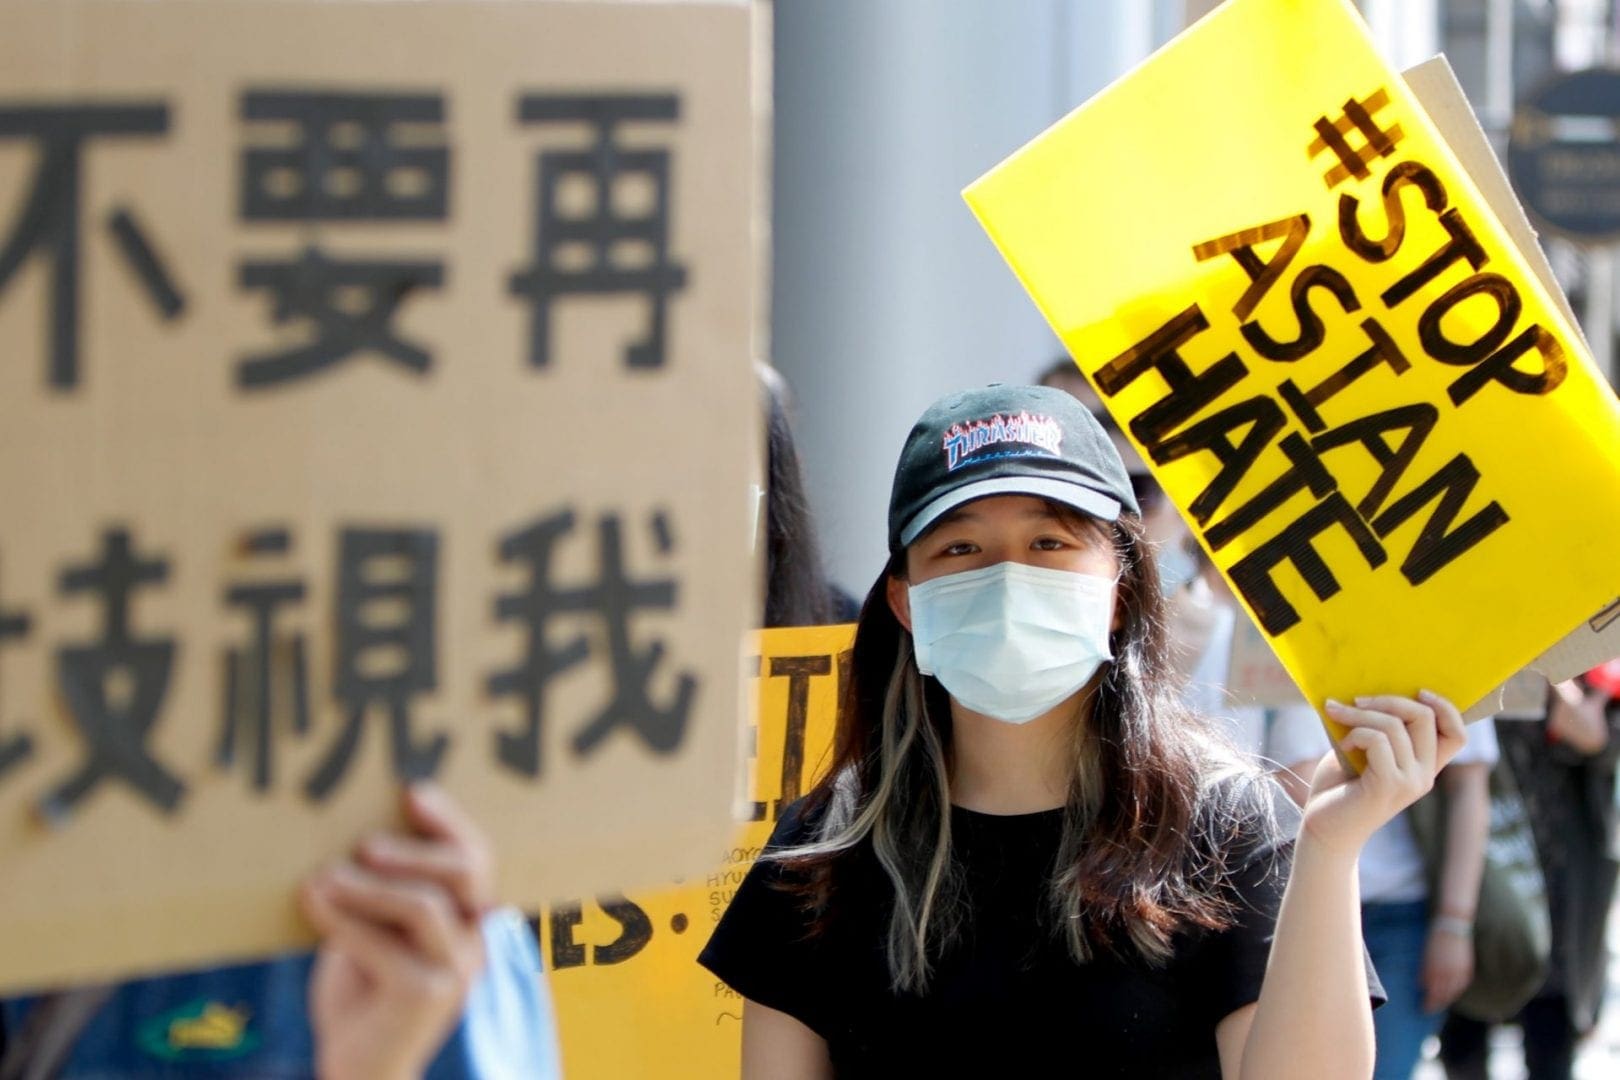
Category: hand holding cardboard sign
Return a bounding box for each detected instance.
[300,784,491,1080]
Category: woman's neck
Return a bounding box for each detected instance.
[947,691,1088,815]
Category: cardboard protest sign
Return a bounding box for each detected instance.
[544,624,852,1080]
[964,0,1620,736]
[1226,614,1308,708]
[1477,596,1620,717]
[0,0,760,992]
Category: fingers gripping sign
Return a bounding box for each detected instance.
[1302,689,1465,856]
[300,782,491,1080]
[355,782,496,923]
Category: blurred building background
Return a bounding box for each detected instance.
[768,0,1620,598]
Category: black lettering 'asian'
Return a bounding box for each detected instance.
[1093,86,1558,637]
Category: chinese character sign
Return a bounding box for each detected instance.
[964,0,1620,733]
[0,0,760,992]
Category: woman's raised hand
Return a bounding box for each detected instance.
[1299,691,1467,858]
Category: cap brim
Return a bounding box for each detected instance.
[897,476,1123,548]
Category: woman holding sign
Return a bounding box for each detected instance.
[701,384,1465,1079]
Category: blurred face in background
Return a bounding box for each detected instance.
[1040,364,1189,590]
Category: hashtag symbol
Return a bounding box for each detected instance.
[1307,87,1404,189]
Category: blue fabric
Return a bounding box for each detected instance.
[1,908,559,1080]
[1363,899,1441,1080]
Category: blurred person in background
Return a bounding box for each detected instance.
[1174,546,1331,807]
[760,363,858,627]
[0,783,558,1080]
[1037,358,1192,592]
[1438,674,1620,1080]
[1360,718,1496,1080]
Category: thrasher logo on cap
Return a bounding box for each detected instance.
[942,412,1063,471]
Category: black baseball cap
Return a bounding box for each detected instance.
[887,384,1140,551]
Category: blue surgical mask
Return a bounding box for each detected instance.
[908,562,1115,724]
[1157,540,1198,598]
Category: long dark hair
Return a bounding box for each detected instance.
[760,366,833,629]
[777,508,1267,991]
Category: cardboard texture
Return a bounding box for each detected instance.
[0,0,759,992]
[546,624,852,1080]
[965,0,1620,740]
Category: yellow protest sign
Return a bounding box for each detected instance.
[545,624,852,1080]
[964,0,1620,730]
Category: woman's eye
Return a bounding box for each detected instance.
[1032,536,1068,551]
[939,541,977,557]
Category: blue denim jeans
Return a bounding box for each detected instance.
[1363,899,1441,1080]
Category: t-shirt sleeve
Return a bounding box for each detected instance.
[1452,715,1499,767]
[428,908,562,1080]
[697,804,833,1036]
[1191,779,1386,1027]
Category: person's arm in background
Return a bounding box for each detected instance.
[1421,759,1489,1012]
[1546,678,1615,764]
[301,782,494,1080]
[1545,677,1620,885]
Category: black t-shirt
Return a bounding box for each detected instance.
[701,786,1382,1078]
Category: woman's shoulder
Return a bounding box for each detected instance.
[766,768,865,853]
[765,795,829,850]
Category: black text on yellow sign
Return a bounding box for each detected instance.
[1103,126,1560,638]
[545,625,853,1080]
[964,0,1620,721]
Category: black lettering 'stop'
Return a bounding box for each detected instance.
[700,783,1383,1078]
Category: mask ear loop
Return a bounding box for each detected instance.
[1100,570,1129,692]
